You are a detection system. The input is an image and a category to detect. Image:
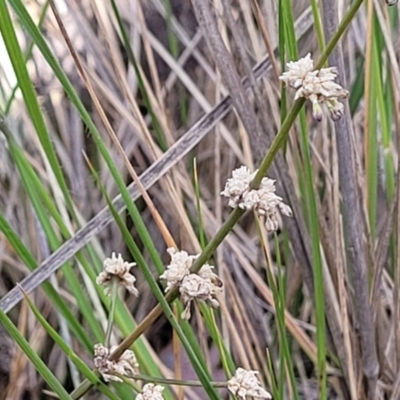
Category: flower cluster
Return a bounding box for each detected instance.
[221,166,292,232]
[228,368,272,399]
[136,383,165,400]
[94,344,139,382]
[279,53,348,121]
[159,248,198,292]
[160,248,223,320]
[96,253,139,296]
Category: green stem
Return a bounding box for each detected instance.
[314,0,364,71]
[104,280,118,346]
[310,0,326,52]
[253,0,364,188]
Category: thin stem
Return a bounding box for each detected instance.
[120,373,228,388]
[104,280,118,347]
[254,0,365,187]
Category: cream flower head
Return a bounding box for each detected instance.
[220,165,257,208]
[96,253,139,296]
[280,53,348,121]
[160,249,223,320]
[136,383,165,400]
[221,167,292,232]
[94,344,139,382]
[159,248,198,292]
[280,52,313,89]
[179,270,223,320]
[228,368,272,399]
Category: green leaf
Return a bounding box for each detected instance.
[0,308,73,400]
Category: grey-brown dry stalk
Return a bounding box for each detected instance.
[191,0,267,163]
[321,2,379,399]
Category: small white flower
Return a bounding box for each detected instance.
[325,97,346,121]
[280,52,314,89]
[221,167,292,232]
[159,248,198,292]
[227,368,272,399]
[160,249,224,319]
[94,344,139,382]
[96,253,139,296]
[198,263,219,281]
[220,166,257,208]
[136,383,165,400]
[280,53,348,121]
[179,272,223,320]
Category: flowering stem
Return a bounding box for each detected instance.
[252,98,305,188]
[190,208,245,273]
[104,279,118,346]
[70,3,365,398]
[107,0,364,357]
[253,0,364,188]
[315,0,364,70]
[310,0,325,52]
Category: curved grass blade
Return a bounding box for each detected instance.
[0,308,73,400]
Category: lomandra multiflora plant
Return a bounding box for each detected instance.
[95,252,271,398]
[1,0,398,399]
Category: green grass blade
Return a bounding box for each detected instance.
[5,131,105,342]
[0,308,73,400]
[74,165,219,399]
[280,1,327,397]
[0,0,75,218]
[21,291,121,400]
[365,28,379,240]
[0,212,93,350]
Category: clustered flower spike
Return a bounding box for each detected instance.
[94,343,139,382]
[280,53,348,121]
[136,383,165,400]
[160,248,223,320]
[96,253,139,296]
[221,166,292,232]
[159,248,198,292]
[227,368,272,399]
